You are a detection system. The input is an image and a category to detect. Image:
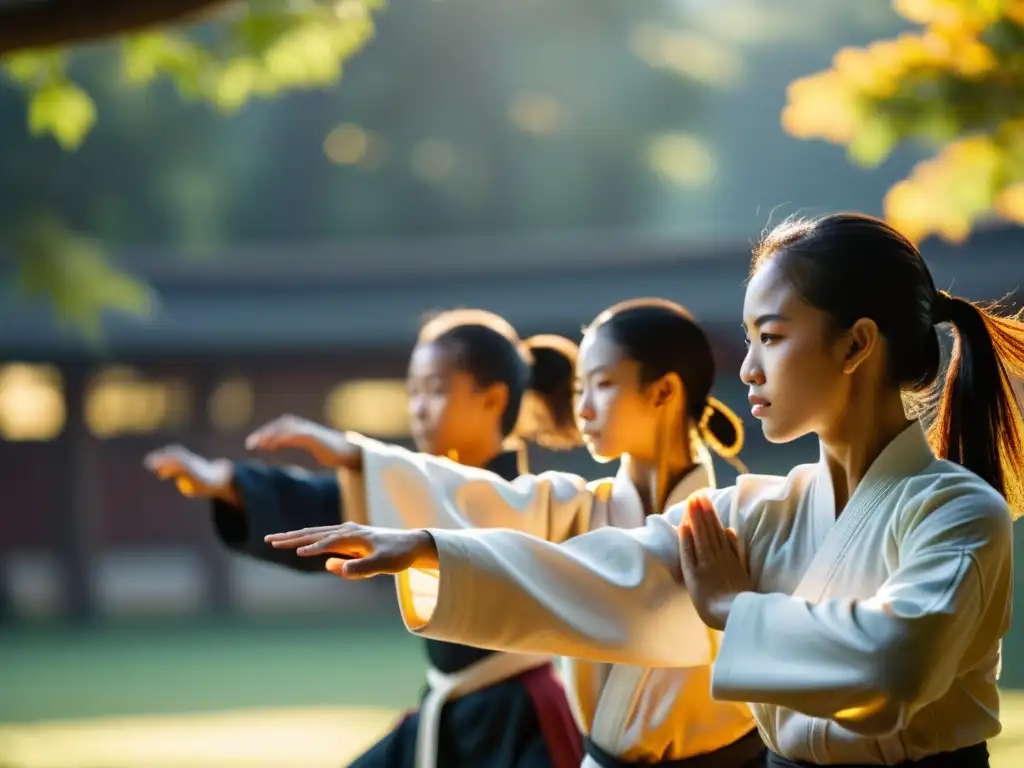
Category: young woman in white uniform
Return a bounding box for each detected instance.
[257,299,767,768]
[268,213,1024,767]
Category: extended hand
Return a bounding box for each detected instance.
[678,493,753,631]
[265,522,438,579]
[143,444,238,505]
[245,415,359,469]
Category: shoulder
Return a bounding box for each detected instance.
[663,463,818,527]
[895,460,1012,550]
[508,470,589,494]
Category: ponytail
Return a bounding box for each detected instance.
[511,334,583,451]
[929,291,1024,516]
[696,396,749,474]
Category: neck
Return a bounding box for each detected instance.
[442,440,504,469]
[624,440,694,516]
[819,387,911,515]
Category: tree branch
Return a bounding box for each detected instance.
[0,0,235,56]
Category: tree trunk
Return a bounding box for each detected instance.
[0,0,233,56]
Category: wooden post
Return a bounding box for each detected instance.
[196,369,234,615]
[55,364,98,622]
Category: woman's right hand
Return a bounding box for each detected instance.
[245,415,360,469]
[265,523,439,579]
[143,445,239,506]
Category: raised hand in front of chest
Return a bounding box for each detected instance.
[678,493,754,631]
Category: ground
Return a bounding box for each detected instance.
[0,617,1022,766]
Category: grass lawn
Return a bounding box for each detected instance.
[0,618,1021,767]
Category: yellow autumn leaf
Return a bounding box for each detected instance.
[885,136,1002,244]
[1006,0,1024,26]
[781,71,863,143]
[833,45,901,98]
[894,0,999,30]
[884,179,939,244]
[995,183,1024,224]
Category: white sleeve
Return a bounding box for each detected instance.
[338,433,593,541]
[710,484,1012,737]
[394,487,743,669]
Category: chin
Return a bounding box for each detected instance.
[584,442,619,464]
[413,436,438,454]
[760,417,807,445]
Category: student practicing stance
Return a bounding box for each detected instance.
[269,213,1024,767]
[144,309,583,768]
[259,299,767,768]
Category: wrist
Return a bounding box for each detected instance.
[218,462,243,508]
[413,530,440,569]
[327,433,362,470]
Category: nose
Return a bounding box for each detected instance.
[409,396,428,421]
[575,391,594,422]
[740,347,765,386]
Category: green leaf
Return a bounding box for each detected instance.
[847,114,897,167]
[211,56,263,112]
[2,49,65,86]
[27,82,97,150]
[14,215,156,344]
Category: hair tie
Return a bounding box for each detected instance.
[698,397,749,473]
[933,290,957,324]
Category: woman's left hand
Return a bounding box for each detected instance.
[678,493,754,631]
[265,522,439,579]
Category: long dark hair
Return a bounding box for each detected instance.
[418,309,581,449]
[753,212,1024,513]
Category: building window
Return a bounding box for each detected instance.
[84,366,190,438]
[0,364,65,441]
[209,377,256,432]
[325,379,409,437]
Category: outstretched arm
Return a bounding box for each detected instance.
[246,416,596,539]
[268,491,737,668]
[145,445,342,573]
[213,463,343,572]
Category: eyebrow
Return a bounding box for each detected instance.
[747,313,789,329]
[574,364,612,382]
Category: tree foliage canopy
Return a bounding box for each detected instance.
[0,0,381,340]
[2,0,381,150]
[782,0,1024,244]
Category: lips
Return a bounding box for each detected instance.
[748,394,770,418]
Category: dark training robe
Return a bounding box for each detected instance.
[210,453,582,768]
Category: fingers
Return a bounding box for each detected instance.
[689,494,729,557]
[269,532,338,550]
[265,525,345,544]
[335,553,397,580]
[144,445,191,477]
[246,415,308,452]
[725,528,740,557]
[272,527,371,559]
[679,521,697,576]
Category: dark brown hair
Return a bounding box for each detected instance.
[418,309,580,448]
[753,212,1024,512]
[587,298,747,470]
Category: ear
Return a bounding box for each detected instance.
[841,318,879,375]
[480,381,510,417]
[647,372,683,410]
